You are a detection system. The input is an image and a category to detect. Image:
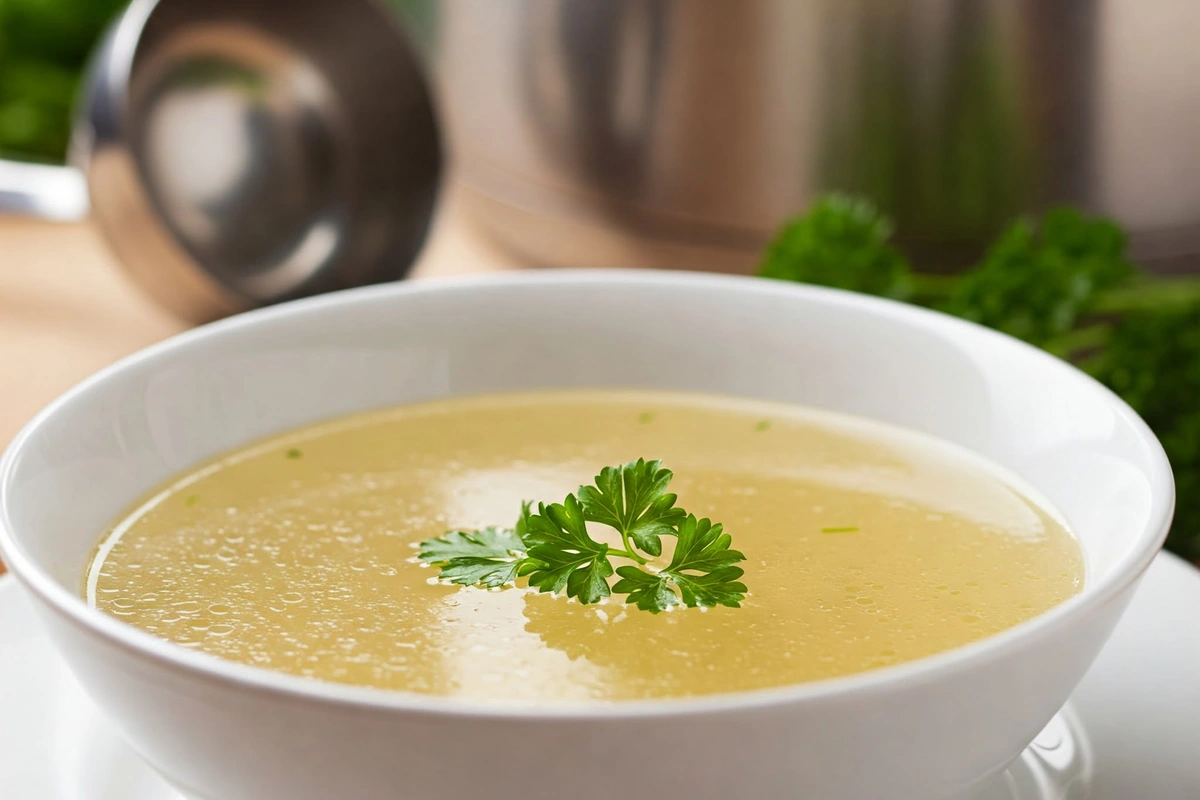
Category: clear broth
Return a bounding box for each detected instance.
[88,391,1083,703]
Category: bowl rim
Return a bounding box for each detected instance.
[0,269,1176,719]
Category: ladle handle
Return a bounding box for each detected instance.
[0,159,90,221]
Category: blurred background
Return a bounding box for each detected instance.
[9,1,1200,271]
[2,0,1200,562]
[0,0,125,163]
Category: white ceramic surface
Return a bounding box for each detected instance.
[7,553,1200,800]
[0,272,1174,800]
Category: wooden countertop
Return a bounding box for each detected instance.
[0,218,185,447]
[0,192,522,575]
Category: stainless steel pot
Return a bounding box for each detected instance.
[416,0,1200,273]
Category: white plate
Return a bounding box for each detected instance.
[1,553,1198,800]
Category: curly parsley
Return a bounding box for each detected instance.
[416,459,747,613]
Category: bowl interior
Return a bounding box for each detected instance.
[0,272,1170,609]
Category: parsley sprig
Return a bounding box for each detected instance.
[416,459,747,613]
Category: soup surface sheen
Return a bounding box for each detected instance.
[88,391,1082,703]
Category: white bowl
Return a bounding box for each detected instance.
[0,271,1173,800]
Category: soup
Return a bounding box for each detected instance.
[87,391,1082,703]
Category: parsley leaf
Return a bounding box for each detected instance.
[667,515,747,578]
[611,566,680,613]
[577,458,685,557]
[759,194,914,301]
[941,208,1134,347]
[612,514,747,612]
[522,495,614,604]
[416,527,529,588]
[415,461,748,613]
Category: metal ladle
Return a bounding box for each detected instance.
[0,0,442,322]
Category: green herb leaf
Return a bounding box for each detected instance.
[611,566,680,613]
[942,208,1135,347]
[669,515,744,571]
[759,195,914,301]
[612,515,748,613]
[417,527,529,588]
[577,458,685,558]
[439,557,527,589]
[523,495,614,604]
[513,500,534,539]
[673,566,749,610]
[418,526,525,562]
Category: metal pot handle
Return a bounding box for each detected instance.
[0,159,90,221]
